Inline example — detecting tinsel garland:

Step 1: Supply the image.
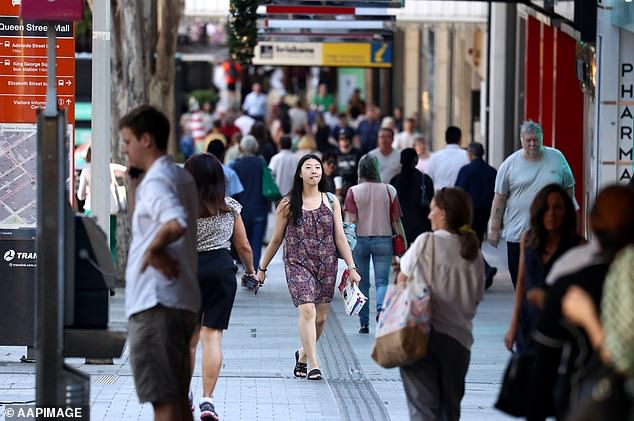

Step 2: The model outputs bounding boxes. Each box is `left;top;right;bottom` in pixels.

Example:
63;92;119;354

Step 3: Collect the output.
228;0;260;64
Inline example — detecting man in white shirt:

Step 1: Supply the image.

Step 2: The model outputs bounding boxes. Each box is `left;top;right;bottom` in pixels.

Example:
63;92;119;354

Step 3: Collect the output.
369;127;401;183
268;135;298;196
241;82;267;121
392;117;418;150
426;126;469;191
120;105;200;420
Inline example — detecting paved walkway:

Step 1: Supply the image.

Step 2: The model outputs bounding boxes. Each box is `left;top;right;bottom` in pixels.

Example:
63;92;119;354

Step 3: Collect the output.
0;243;517;420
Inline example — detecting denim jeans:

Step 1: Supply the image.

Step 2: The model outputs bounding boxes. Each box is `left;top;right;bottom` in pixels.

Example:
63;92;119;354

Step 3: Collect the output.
353;236;392;326
242;212;267;270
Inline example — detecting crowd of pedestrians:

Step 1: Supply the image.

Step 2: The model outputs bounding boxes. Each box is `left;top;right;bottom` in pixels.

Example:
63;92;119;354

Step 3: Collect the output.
118;81;634;420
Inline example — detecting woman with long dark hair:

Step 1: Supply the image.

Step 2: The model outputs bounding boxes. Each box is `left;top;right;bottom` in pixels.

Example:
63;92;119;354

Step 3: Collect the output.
505;184;582;353
184;153;256;420
256;154;361;380
396;187;485;421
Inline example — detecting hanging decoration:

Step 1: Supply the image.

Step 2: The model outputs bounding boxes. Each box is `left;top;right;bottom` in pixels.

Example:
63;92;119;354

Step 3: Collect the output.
228;0;261;64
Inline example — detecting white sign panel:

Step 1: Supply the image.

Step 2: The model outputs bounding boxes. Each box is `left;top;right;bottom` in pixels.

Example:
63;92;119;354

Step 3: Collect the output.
253;42;323;66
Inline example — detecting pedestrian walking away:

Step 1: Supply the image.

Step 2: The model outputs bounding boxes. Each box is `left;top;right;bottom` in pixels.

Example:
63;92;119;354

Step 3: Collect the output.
121;105;200;421
455;142;498;288
345;154;407;333
395;188;485;421
426;126;469;191
184;153;257;421
257;154;361;381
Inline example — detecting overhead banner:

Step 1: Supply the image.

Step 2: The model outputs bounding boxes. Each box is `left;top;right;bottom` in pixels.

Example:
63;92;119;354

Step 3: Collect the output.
253;41;392;68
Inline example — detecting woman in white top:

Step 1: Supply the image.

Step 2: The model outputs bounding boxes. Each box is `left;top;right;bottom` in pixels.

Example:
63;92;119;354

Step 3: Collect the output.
396;187;485;421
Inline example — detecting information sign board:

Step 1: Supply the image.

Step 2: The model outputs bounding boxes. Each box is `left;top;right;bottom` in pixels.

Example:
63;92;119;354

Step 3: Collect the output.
0;2;75;229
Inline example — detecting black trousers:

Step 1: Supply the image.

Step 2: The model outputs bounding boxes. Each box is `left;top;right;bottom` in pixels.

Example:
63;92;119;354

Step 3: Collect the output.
400;331;471;421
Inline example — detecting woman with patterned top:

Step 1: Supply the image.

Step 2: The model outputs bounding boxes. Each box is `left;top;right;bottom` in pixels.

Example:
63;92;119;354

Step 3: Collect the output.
185;153;256;421
256;154;361;381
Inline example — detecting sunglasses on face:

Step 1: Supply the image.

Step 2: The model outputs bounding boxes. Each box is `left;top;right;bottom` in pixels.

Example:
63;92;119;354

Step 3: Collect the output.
325;160;336;165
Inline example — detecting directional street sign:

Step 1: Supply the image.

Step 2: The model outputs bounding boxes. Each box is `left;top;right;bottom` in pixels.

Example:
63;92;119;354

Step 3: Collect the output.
0;3;75;123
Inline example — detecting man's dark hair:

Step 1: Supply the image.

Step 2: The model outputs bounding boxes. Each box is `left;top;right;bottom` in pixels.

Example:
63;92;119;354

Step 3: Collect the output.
119;105;170;151
322;151;338;164
280;135;292;150
467;142;484;158
212;119;222;129
445;126;462;145
206;139;226;161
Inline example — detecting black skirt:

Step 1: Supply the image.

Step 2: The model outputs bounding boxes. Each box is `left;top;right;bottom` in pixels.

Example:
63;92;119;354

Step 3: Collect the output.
198;249;238;329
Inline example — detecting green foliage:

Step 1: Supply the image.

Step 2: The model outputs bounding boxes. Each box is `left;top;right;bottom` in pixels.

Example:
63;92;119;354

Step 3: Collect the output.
187;89;219;108
228;0;262;65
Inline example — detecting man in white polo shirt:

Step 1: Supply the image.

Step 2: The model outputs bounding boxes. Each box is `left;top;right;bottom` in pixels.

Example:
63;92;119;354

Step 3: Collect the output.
426;126;469;191
120;105;200;421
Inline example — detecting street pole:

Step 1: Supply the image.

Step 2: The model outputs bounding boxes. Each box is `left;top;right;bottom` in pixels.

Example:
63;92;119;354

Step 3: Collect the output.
91;0;112;245
36;25;65;406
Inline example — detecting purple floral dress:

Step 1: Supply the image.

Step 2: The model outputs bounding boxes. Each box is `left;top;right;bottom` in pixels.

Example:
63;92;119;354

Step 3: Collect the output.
284;194;338;307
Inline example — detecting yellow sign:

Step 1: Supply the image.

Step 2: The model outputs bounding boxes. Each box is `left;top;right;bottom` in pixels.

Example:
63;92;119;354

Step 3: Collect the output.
322;42;391;68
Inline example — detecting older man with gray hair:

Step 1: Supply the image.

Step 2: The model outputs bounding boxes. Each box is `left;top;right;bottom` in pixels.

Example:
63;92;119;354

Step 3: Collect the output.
230;135;269;269
488;121;575;289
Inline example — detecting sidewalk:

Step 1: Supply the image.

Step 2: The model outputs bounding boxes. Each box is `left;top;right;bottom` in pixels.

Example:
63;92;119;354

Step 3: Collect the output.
0;242;516;420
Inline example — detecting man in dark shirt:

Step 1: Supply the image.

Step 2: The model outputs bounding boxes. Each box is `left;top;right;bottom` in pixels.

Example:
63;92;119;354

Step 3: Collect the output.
455;142;498;288
335;129;362;201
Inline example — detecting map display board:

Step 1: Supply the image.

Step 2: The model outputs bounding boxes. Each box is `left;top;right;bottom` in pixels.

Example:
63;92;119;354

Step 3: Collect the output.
0;1;75;229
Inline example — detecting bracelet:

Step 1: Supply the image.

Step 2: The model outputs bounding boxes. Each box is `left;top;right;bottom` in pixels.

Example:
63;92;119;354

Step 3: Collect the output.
258;266;267;272
347;264;357;270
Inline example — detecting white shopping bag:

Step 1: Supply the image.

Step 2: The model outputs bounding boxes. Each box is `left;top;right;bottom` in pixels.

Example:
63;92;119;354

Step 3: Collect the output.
338;269;367;316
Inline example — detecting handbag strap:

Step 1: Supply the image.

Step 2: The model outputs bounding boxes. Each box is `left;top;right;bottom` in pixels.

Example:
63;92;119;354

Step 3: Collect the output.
427;232;435;290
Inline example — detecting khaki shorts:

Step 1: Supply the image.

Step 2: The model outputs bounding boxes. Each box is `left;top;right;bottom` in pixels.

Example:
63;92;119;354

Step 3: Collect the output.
128;305;196;403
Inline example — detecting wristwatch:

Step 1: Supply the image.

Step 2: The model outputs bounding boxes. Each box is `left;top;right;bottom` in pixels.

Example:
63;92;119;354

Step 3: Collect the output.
347;264;357;270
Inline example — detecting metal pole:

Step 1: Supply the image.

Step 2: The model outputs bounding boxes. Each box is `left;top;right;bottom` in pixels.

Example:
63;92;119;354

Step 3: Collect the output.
44;26;57;117
91;0;112;244
36;25;64;406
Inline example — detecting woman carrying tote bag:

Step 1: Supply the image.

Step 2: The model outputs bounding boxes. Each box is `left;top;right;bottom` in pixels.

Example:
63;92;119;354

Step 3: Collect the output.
395;188;485;421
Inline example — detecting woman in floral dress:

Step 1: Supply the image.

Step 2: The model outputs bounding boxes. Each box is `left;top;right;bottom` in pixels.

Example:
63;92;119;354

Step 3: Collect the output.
257;154;361;380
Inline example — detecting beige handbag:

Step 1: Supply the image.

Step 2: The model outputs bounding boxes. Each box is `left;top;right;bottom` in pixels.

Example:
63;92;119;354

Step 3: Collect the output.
371;233;434;368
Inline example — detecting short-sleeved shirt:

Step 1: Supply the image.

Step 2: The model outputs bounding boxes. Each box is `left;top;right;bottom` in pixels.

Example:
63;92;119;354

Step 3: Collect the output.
426;145;469;191
125;156;200;318
344;182;401;237
400;231;485;350
495;147;574;242
369;148;401;183
222;164;244;196
196;197;242;252
602;245;634;389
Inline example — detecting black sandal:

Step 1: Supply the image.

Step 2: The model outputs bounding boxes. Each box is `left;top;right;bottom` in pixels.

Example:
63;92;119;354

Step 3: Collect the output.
293;350;307;378
307;368;322;381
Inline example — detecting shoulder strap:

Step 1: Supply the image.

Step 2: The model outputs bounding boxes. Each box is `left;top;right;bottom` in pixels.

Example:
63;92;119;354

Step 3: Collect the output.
385;184;392;204
427;233;435;289
324;192;335;213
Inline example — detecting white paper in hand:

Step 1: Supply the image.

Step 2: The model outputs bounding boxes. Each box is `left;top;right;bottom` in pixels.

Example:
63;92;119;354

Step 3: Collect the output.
338;269;367;316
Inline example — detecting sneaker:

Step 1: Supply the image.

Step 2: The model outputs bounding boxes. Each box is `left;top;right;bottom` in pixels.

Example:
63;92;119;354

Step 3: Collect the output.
200;401;219;421
359;324;369;334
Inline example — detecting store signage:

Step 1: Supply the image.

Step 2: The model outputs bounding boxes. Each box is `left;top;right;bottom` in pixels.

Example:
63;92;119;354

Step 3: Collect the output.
253;41;392;68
